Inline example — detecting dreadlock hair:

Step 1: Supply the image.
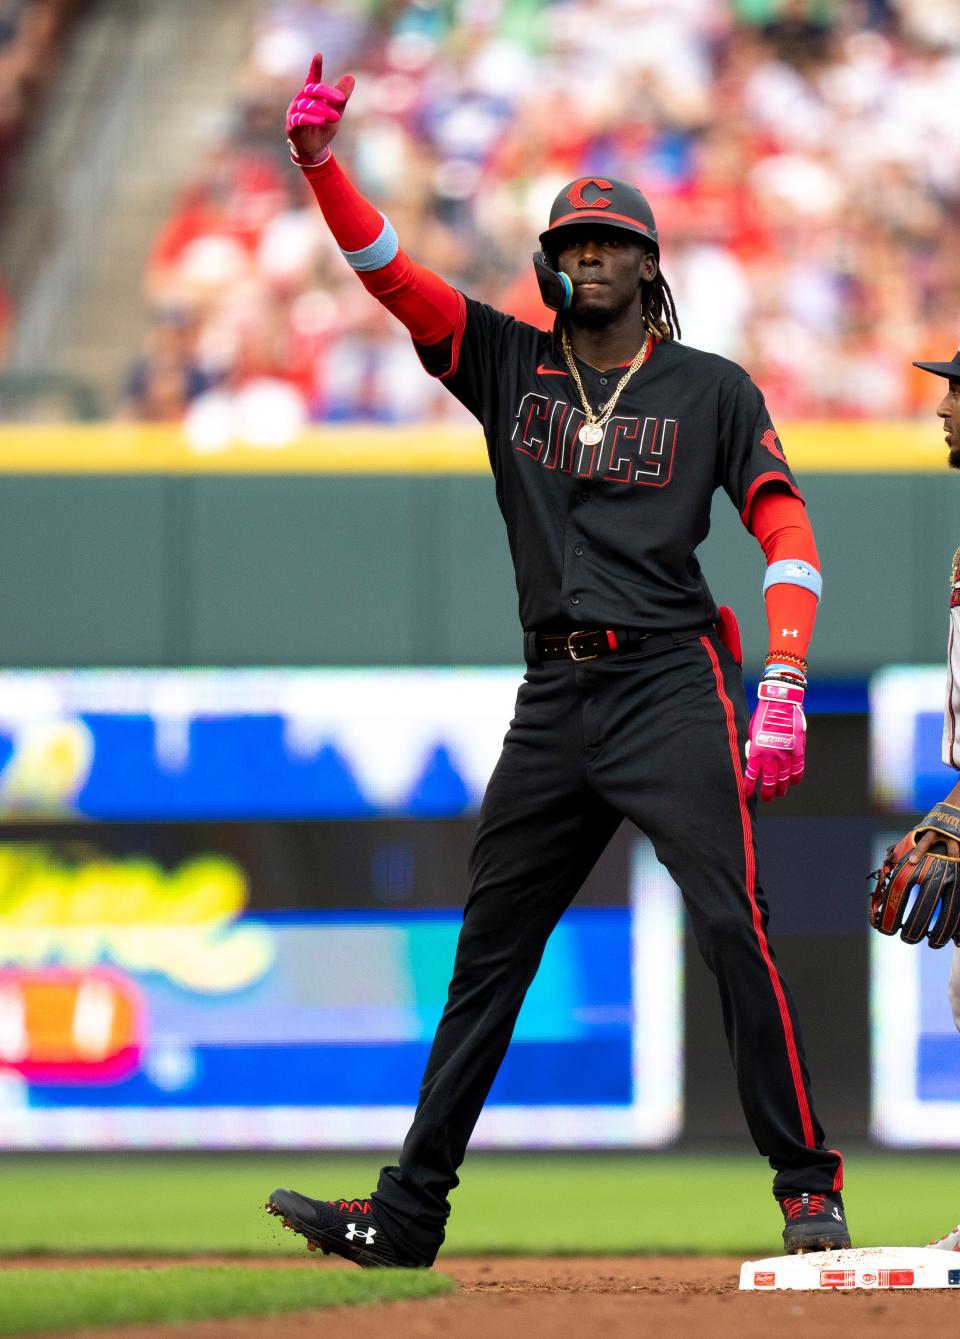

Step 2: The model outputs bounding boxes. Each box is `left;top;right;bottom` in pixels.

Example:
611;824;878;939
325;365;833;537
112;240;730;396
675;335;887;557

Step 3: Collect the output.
549;264;681;359
642;268;681;342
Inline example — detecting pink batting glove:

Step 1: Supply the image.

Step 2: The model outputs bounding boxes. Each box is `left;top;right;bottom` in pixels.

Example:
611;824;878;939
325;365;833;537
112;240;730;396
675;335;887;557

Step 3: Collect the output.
285;53;355;166
744;677;806;802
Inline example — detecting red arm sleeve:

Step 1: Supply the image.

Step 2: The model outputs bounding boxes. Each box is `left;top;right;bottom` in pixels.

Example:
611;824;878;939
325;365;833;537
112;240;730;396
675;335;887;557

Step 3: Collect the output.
360;251;466;349
300;154;462;346
746;485;820;667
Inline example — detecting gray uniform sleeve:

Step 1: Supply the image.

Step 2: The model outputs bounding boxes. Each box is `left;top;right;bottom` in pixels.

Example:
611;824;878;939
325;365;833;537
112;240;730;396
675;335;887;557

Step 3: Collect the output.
949;945;960;1033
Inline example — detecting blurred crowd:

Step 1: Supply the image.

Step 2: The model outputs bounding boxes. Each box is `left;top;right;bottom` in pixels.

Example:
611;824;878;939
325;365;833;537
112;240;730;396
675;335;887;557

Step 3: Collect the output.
0;0;81;366
0;0;78;184
121;0;960;434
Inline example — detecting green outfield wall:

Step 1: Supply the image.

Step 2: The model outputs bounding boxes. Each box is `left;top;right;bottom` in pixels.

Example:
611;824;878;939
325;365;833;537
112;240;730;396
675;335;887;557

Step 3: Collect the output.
0;423;952;671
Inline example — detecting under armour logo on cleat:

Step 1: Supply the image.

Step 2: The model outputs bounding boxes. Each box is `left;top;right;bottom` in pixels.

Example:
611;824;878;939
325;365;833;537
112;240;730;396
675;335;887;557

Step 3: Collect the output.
345;1223;377;1244
832;1207;843;1223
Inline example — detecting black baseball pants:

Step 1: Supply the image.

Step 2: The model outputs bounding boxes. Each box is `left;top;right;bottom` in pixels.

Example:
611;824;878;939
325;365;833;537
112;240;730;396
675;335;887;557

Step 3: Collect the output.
372;628;843;1264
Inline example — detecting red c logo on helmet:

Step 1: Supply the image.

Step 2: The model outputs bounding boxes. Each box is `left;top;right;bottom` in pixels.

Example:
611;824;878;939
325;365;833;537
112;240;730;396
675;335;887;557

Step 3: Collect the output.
567;178;613;210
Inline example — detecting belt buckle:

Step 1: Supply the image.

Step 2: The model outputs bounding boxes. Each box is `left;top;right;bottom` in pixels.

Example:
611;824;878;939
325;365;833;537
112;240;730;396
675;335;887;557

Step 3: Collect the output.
566;630;599;662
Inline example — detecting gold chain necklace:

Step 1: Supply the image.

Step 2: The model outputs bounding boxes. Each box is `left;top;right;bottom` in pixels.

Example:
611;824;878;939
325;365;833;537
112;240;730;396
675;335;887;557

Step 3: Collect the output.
561;327;650;447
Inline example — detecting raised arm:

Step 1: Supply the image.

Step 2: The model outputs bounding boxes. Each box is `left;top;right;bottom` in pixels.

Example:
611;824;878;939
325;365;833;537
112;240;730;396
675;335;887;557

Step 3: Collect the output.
285;55;463;348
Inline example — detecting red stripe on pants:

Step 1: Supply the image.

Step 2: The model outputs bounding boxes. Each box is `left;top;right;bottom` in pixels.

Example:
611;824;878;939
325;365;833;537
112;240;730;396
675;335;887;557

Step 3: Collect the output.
699;636;816;1150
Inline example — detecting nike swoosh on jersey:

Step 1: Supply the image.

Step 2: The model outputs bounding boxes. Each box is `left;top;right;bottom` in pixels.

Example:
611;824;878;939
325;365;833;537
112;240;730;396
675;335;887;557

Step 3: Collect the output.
536;364;568;376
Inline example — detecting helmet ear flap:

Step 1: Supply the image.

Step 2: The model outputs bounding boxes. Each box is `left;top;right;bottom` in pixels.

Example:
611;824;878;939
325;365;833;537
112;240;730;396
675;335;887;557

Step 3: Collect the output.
533;251;572;312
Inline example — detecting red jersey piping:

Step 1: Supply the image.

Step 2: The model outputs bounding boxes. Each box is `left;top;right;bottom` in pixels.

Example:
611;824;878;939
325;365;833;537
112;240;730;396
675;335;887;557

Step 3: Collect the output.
439;292;468;380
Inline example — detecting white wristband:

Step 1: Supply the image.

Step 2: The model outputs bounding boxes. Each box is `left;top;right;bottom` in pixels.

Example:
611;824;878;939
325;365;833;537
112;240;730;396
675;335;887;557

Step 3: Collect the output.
288;142;331;169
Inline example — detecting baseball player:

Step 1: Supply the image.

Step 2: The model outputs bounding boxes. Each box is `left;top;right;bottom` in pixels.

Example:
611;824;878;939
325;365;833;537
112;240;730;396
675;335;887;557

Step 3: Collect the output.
878;345;960;1022
904;341;960;1037
266;55;849;1266
895;345;960;1253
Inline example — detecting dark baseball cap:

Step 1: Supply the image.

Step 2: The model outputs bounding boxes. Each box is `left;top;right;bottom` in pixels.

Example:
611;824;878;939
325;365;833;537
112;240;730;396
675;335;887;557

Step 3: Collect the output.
912;346;960;379
540;177;659;257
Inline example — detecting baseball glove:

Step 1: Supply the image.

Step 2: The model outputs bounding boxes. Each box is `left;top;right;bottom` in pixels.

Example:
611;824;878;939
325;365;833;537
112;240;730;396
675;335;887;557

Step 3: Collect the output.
870;802;960;948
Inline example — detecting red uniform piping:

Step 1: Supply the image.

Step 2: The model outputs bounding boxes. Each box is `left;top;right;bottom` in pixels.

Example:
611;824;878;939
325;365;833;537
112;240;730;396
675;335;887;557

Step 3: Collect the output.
700;635;817;1150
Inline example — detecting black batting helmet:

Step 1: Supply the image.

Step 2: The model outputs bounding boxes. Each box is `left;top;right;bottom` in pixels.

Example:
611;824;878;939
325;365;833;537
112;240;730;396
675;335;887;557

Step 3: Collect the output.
912;346;960;380
539;176;659;258
533;176;660;312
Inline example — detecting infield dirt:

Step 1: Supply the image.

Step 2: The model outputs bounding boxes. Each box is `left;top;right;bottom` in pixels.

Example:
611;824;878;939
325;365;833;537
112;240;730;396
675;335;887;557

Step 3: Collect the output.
5;1255;957;1338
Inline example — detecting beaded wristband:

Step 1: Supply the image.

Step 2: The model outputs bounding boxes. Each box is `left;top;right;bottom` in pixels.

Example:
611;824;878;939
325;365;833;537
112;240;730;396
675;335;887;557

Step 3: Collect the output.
763;671;807;691
764;650;808;672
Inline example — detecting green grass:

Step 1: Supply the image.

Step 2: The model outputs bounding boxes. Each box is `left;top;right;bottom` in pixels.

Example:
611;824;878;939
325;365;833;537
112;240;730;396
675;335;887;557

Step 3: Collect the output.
0;1265;453;1337
0;1150;955;1258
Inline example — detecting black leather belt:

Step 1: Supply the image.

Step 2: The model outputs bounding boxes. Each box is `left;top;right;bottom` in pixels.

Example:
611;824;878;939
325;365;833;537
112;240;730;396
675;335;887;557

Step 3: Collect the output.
533;628;652;662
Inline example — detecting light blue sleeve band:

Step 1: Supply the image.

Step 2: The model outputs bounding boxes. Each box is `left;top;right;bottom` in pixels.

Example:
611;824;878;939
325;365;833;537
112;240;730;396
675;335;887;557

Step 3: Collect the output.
341;215;399;272
762;559;822;602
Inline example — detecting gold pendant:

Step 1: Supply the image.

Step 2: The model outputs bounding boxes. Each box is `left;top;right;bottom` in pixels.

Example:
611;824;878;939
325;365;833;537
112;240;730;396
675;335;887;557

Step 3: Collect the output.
578;423;603;446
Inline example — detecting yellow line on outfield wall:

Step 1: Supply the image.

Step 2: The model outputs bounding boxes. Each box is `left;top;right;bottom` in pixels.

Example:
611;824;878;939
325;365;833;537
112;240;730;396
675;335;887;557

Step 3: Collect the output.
0;421;946;474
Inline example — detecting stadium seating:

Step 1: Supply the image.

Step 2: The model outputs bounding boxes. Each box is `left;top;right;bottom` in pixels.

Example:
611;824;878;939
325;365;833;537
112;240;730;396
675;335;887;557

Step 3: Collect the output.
124;0;960;426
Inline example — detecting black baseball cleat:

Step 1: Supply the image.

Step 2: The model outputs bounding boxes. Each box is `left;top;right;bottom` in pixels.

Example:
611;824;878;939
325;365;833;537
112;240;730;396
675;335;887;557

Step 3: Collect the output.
779;1192;851;1254
265;1188;409;1268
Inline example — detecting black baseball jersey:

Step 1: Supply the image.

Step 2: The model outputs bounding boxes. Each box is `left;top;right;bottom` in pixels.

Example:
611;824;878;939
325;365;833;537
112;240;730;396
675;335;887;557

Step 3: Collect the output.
418;298;802;631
